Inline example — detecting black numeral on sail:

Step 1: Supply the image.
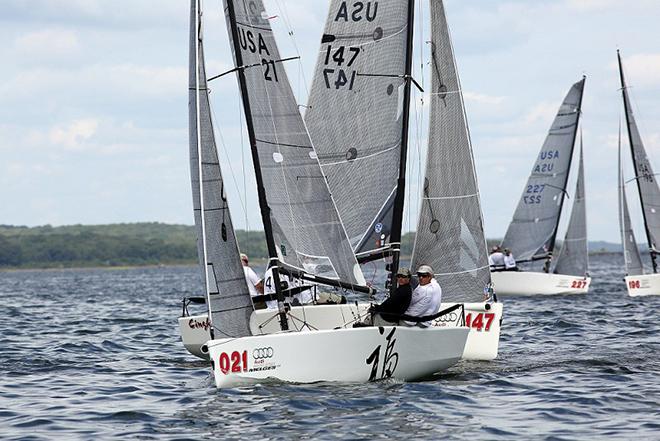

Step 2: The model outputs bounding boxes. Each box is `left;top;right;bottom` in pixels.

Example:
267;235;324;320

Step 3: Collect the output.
262;59;278;82
322;45;359;90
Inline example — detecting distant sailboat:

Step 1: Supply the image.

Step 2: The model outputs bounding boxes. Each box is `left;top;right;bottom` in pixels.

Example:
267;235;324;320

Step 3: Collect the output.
182;0;469;388
617;50;660;296
492;77;591;295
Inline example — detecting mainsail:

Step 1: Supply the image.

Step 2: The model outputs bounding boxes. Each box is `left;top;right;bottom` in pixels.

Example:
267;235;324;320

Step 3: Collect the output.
305;0;413;259
189;0;252;338
553;138;588;276
223;0;365;286
501;78;585;262
618;124;644;276
618;50;660;272
410;0;490;303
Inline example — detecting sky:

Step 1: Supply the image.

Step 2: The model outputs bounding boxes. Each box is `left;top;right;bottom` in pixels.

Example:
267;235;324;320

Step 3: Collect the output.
1;0;659;243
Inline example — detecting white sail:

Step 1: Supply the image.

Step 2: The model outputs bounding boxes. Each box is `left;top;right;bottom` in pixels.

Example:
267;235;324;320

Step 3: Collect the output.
189;0;252;338
305;0;412;256
553;138;588;277
222;0;366;286
618;50;660;272
410;0;490;303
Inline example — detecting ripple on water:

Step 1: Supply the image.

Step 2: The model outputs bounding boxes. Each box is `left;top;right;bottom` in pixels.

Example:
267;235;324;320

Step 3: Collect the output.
0;255;658;440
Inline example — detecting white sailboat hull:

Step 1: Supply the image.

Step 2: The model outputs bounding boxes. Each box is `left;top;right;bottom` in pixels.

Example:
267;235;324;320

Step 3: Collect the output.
179;302;502;361
624;274;660;296
206;326;469;387
491;271;590;295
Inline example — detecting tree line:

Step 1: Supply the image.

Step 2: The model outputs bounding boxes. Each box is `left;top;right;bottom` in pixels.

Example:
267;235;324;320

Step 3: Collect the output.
0;223;418;269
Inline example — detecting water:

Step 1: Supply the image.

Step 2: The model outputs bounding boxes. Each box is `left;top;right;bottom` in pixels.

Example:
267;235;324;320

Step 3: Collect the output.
1;254;658;440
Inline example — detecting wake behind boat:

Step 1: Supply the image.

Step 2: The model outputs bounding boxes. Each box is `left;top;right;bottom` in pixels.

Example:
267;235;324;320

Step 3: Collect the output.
493;77;591;295
617;50;660;297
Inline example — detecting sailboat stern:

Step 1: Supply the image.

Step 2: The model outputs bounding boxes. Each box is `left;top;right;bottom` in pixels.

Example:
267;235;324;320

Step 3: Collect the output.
624;273;660;296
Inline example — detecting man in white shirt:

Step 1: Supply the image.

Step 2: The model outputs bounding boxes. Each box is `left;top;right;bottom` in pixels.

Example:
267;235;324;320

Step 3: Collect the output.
403;265;442;327
240;253;263;301
503;248;518;271
488;246;506;270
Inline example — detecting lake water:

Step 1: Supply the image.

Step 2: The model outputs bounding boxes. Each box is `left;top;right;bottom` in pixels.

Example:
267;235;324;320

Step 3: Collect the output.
0;253;658;440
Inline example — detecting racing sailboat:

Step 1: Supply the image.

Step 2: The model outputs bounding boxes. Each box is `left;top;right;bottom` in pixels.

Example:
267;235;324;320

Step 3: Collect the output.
492;77;591;295
617;50;660;296
183;0;469;387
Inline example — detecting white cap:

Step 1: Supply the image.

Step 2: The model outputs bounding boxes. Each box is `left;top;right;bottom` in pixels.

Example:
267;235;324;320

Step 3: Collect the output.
416;264;433;275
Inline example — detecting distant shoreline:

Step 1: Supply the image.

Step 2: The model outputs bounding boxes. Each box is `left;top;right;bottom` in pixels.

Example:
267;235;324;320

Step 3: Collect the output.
0;222;624;271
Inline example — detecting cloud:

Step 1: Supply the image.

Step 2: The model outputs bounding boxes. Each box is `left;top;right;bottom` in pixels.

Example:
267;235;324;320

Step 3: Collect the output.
619;53;660;88
14;29;80;59
464;91;505;105
49;118;99;150
523;101;558;125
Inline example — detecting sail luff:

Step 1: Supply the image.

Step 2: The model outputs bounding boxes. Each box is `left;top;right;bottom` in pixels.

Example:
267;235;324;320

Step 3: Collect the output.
410;0;491;303
553;135;588;277
617;50;660;272
618;122;645;276
189;0;253;338
501;77;586;262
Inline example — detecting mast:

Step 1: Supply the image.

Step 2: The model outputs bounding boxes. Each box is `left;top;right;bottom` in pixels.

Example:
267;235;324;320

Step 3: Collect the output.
193;0;215;337
388;0;416;294
543;75;586;273
225;0;287;329
618;50;657;273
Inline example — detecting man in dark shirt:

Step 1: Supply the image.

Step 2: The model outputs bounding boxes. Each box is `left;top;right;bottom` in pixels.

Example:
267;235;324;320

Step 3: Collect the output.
371;267;413;326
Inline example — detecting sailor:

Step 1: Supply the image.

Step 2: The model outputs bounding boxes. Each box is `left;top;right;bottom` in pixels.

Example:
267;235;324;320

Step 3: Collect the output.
503;248;518;271
263;266;312;309
488;246;506;270
370;267;413;326
240;253;264;305
402;265;442;328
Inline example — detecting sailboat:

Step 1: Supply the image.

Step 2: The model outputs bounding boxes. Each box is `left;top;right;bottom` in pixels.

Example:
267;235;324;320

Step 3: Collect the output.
492;77;591;295
617;50;660;296
180;0;500;362
304;0;502;359
184;0;469;387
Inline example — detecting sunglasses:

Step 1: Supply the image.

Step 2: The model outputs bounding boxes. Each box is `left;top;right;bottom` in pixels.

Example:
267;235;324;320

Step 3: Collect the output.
417;273;431;278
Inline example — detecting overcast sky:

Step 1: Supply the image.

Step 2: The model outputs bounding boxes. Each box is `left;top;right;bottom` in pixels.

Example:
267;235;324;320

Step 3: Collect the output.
1;0;659;243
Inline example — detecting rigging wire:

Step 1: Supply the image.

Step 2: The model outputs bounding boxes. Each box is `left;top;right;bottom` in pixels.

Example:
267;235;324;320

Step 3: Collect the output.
208;89;249;221
273;0;311;104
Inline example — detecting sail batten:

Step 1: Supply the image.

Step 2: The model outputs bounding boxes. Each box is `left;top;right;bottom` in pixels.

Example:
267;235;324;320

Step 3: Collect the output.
553;139;589;277
410;0;491;303
223;0;365;287
501;78;585;262
189;0;252;338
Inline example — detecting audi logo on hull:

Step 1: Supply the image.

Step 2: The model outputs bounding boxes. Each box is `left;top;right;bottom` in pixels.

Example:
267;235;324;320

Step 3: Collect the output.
253;347;274;359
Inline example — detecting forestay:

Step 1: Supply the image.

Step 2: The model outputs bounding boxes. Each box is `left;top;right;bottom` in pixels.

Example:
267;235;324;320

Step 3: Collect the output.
410;0;490;303
223;0;365;285
619;52;660;255
501;78;585;261
618;126;644;276
189;0;252;338
553;140;588;276
305;0;410;256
